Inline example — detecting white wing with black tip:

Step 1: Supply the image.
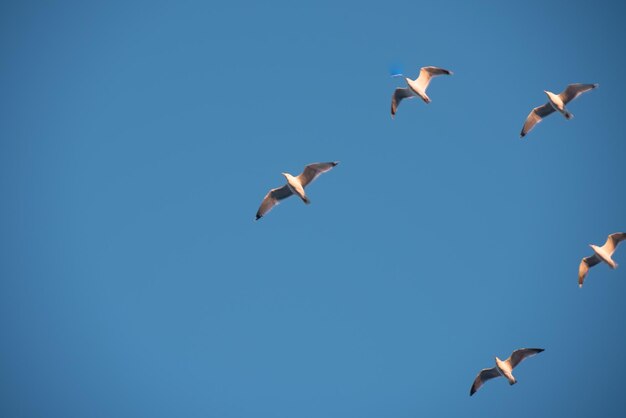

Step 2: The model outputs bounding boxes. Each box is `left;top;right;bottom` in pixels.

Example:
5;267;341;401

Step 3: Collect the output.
579;255;601;287
415;66;453;91
297;162;339;187
470;367;501;396
506;348;544;369
255;185;293;220
559;83;598;104
521;103;555;137
391;87;415;117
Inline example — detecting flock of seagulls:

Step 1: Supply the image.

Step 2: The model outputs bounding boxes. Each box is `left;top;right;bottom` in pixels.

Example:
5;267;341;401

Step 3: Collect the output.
254;65;623;396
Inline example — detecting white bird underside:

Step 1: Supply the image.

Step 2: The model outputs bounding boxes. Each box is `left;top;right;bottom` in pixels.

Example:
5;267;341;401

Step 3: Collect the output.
390;66;453;117
255;162;339;220
470;348;544;396
520;83;598;137
578;232;626;287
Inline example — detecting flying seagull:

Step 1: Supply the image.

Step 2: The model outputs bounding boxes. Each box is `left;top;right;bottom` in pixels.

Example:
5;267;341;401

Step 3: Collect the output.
255;162;339;220
578;232;626;287
470;348;544;396
391;66;453;118
520;83;598;138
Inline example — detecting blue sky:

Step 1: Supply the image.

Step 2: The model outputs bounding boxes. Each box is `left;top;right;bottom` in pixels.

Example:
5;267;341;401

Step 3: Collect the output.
1;0;626;417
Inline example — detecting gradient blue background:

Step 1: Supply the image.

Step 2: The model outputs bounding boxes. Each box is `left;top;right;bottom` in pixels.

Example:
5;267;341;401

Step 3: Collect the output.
2;1;625;417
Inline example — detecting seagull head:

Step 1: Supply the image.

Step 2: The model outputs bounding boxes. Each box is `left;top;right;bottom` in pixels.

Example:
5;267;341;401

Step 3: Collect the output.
281;172;291;180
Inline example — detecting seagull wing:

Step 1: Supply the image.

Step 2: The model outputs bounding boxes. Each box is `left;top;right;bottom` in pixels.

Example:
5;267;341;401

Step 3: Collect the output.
559;83;598;104
520;103;555;138
391;87;414;117
507;348;544;369
297;162;339;188
601;232;626;256
470;367;501;396
255;185;293;220
579;255;601;287
415;66;453;91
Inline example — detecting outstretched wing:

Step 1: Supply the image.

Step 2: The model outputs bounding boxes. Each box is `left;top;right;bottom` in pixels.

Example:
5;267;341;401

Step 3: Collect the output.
470;367;500;396
601;232;626;256
520;103;555;138
579;255;601;287
255;185;293;220
415;66;453;91
297;162;339;188
507;348;544;369
391;87;415;117
559;83;598;104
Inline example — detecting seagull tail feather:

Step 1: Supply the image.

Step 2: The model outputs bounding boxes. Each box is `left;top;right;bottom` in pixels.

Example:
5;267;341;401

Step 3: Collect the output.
564;110;574;120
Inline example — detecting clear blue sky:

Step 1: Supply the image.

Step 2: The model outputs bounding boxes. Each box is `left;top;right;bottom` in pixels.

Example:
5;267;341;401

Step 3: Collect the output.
1;1;626;417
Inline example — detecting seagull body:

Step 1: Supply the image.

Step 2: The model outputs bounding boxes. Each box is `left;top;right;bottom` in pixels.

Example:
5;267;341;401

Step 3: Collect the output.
405;77;430;103
391;66;453;117
255;162;338;220
520;83;598;138
494;356;516;385
544;90;571;118
470;348;544;396
590;244;617;268
282;172;309;204
578;232;626;287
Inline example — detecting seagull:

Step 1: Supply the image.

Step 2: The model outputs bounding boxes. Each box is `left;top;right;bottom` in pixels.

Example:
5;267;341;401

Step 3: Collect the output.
470;348;544;396
255;162;339;220
391;66;453;118
578;232;626;287
520;83;598;138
